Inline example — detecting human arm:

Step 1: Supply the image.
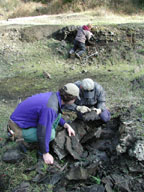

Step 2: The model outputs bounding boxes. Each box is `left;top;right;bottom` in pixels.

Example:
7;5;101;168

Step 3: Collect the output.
63;103;78;111
94;83;106;111
86;31;94;41
43;153;54;164
37;107;56;164
58;116;75;137
64;123;75;136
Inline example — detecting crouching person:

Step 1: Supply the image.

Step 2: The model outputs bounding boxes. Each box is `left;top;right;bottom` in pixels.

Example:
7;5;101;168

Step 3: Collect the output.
7;83;80;164
64;78;111;123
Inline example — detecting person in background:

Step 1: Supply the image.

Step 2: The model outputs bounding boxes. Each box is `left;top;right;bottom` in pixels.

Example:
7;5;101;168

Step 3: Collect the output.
65;78;111;123
7;83;80;165
69;24;94;59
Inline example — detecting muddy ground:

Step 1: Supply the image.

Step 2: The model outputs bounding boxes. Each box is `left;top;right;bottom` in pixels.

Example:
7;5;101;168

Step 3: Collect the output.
0;23;144;192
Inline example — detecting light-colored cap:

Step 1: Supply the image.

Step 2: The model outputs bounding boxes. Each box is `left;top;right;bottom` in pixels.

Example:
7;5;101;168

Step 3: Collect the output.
64;83;80;99
81;78;94;91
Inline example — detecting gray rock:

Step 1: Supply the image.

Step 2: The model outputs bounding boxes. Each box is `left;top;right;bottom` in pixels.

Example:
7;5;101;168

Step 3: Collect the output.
129;140;144;161
2;148;23;163
52;129;68;160
81;127;102;143
84;184;105;192
70;119;87;141
65;136;84;160
82;111;100;121
12;182;30;192
110;174;131;192
66;167;88;180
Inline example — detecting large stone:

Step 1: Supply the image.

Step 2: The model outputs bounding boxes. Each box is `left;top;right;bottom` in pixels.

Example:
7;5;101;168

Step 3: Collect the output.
70;119;87;141
84;184;105;192
2;148;23;163
52;129;68;160
82;111;100;121
12;182;30;192
81;127;102;144
65;136;84;160
66;167;88;180
129;140;144;161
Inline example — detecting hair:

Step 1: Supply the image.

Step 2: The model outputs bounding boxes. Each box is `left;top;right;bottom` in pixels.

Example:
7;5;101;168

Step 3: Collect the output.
87;23;92;30
59;88;77;103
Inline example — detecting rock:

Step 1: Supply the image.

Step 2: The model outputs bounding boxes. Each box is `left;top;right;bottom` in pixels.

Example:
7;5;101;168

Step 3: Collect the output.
110;174;131;192
65;136;84;160
70;119;87;141
12;182;30;192
46;172;64;185
52;129;68;160
84;184;105;192
129;140;144;161
81;127;102;144
53;187;66;192
82;111;100;121
66;167;88;180
43;71;51;79
2;148;24;163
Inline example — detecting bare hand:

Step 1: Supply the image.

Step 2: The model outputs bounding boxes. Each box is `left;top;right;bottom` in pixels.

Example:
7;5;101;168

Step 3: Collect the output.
43;153;54;164
64;123;75;136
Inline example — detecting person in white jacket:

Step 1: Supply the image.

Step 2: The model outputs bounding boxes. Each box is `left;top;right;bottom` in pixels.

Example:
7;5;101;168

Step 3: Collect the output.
69;24;93;59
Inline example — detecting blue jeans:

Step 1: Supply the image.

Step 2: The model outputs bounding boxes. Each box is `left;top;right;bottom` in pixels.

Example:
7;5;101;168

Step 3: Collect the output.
73;40;86;56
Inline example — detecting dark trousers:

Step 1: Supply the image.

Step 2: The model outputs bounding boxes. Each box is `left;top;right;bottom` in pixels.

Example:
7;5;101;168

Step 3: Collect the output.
73;40;86;56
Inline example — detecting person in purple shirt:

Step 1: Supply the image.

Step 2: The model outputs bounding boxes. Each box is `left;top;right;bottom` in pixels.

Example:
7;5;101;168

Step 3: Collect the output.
7;83;80;165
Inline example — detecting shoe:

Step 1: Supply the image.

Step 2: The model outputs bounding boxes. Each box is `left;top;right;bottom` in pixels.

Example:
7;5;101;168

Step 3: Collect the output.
19;143;27;153
69;49;74;55
75;52;81;59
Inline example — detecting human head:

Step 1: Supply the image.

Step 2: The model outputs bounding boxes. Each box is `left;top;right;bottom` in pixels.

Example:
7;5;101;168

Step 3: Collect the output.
59;83;80;103
87;24;93;31
81;78;95;98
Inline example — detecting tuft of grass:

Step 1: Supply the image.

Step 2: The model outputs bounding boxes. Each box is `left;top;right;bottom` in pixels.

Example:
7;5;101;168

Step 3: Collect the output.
91;175;101;184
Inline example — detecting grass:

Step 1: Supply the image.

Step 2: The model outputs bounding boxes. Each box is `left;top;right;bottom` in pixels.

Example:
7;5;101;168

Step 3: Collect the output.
0;2;143;191
0;22;144;191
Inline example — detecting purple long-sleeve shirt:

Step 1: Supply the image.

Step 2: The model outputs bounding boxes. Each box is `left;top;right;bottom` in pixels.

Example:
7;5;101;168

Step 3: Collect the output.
10;91;66;153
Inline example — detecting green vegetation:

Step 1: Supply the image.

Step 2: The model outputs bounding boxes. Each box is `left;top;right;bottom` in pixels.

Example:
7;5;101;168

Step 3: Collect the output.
91;175;101;184
0;1;144;190
0;27;144;190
